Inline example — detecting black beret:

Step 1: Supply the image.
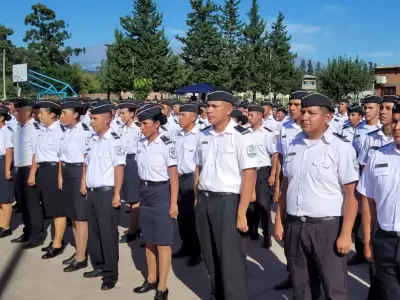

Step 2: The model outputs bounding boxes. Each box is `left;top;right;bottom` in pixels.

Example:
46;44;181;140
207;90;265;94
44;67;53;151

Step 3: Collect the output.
274;103;283;109
110;104;118;110
172;100;181;106
136;104;162;122
301;93;333;110
90;100;112;115
248;105;264;113
0;108;11;121
290;89;308;100
61;101;83;109
180;103;200;114
118;102;140;110
37;101;61;110
393;102;400;114
207;88;235;104
363;95;383;104
161;100;173;107
338;98;350;104
382;95;399;103
238;103;248;109
277;106;287;113
6;97;23;103
199;102;207;108
347;103;363;114
261;101;273;107
14;99;36;108
230;109;244;118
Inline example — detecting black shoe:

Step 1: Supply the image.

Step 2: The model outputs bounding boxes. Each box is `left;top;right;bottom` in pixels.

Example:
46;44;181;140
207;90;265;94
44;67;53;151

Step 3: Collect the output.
83;269;103;278
186;256;202;267
64;259;88;272
133;280;158;294
119;233;137;243
11;234;29;243
42;246;65;259
0;228;12;238
62;253;76;265
101;281;116;290
347;254;367;266
263;236;272;249
154;288;169;300
23;239;44;250
41;241;53;252
172;248;190;259
274;277;293;290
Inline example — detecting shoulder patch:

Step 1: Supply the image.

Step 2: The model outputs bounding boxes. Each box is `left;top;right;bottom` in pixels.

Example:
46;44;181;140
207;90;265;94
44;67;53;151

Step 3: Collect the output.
199;120;204;124
201;125;212;132
81;123;90;131
234;125;250;135
110;132;120;139
367;129;379;136
116;120;121;125
60;124;66;132
160;135;172;145
333;118;340;122
332;132;350;142
160;125;168;131
134;121;140;127
264;127;273;132
7;126;13;132
342;124;350;129
33;122;40;130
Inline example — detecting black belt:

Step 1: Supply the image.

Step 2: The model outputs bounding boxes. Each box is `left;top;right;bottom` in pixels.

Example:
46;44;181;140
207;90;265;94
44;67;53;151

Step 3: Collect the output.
179;172;194;178
287;214;340;224
378;228;400;237
38;162;58;167
0;155;4;160
200;190;236;198
127;154;136;158
140;180;168;186
62;162;83;167
88;186;114;192
259;166;270;170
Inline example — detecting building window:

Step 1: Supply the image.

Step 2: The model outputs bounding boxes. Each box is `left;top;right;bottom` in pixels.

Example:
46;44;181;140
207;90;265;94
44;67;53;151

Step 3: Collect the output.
303;80;315;85
382;87;396;96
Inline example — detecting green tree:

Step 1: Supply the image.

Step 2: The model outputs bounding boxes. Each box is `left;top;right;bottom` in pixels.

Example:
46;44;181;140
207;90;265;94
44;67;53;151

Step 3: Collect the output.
176;0;229;86
234;0;267;99
0;25;16;97
315;61;322;74
23;3;84;70
299;59;306;76
267;12;298;98
317;56;373;100
307;59;314;75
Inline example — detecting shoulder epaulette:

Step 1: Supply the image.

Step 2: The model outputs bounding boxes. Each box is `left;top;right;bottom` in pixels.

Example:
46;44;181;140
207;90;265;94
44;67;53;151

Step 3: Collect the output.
174;119;179;124
342;124;350;129
367;129;380;136
111;132;120;139
201;125;211;132
160;135;172;145
116;120;121;125
7;126;13;132
33;122;40;130
135;121;140;127
333;118;340;122
264;127;273;132
161;125;168;131
234;125;250;135
283;119;291;124
377;143;391;150
60;124;66;132
332;132;350;142
81;123;90;131
199;120;204;124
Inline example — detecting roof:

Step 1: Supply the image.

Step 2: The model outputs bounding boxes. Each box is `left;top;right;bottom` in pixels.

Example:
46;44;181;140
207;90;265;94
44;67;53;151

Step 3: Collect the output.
303;74;317;79
374;65;400;70
176;83;213;94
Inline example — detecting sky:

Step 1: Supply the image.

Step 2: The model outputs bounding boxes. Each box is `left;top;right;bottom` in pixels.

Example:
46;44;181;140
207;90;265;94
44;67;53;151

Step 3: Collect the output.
3;0;400;70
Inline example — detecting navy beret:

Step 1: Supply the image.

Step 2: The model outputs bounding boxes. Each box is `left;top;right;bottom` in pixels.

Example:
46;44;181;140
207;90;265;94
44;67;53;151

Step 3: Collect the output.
248;105;264;113
290;89;308;100
0;107;11;121
382;95;399;103
37;101;61;110
180;103;200;114
393;102;400;113
363;95;383;104
61;100;83;109
161;100;173;107
118;102;140;109
207;88;235;104
14;99;36;108
172;100;181;106
136;104;162;122
338;98;350;104
301;93;332;110
347;103;363;114
91;100;112;115
261;101;273;107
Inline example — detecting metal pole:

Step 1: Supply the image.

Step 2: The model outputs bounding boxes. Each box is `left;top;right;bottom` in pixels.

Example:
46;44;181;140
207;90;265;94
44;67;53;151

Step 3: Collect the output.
2;49;6;100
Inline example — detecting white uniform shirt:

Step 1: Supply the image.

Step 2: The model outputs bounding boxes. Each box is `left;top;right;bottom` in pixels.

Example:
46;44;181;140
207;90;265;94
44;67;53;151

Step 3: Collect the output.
283;128;359;217
328;117;342;134
262;114;279;135
110;118;122;134
14;119;41;167
0;126;14;155
120;122;141;155
166;115;181;142
250;126;277;167
358;128;393;166
85;129;126;188
341;121;363;143
357;143;400;231
6;115;18;132
335;112;349;128
175;126;199;175
277;119;302;159
194;120;259;194
352;122;381;155
35;121;64;163
59;122;92;163
80;114;91;127
136;134;177;181
195;117;207;130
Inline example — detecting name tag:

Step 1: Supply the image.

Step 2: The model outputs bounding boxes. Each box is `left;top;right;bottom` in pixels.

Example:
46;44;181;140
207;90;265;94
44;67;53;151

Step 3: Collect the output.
282;135;287;138
370;146;379;150
355;134;360;138
287;152;296;157
201;141;208;145
375;163;388;168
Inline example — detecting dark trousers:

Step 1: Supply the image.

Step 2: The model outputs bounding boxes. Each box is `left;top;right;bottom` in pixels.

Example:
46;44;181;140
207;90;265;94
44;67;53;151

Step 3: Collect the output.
87;189;120;283
353;213;365;258
196;191;247;300
15;166;43;240
285;216;347;300
372;228;400;300
177;173;200;257
247;167;272;239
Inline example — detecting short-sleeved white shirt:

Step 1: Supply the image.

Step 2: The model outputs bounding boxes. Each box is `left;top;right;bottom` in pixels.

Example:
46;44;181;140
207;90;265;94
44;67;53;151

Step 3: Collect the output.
352;122;381;155
35;121;64;163
85;129;126;188
284;128;359;217
136;134;177;181
277;119;302;158
14;119;41;167
262;114;279;135
195;120;259;194
357;143;400;231
0;126;13;155
358;128;393;166
175;127;199;175
250;126;277;167
59;122;92;163
120;122;141;155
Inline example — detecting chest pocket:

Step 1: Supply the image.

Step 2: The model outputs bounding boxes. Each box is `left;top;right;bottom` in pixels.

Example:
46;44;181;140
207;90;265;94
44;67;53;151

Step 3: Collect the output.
218;145;235;158
98;151;110;170
183;143;195;158
373;167;390;192
312;158;335;180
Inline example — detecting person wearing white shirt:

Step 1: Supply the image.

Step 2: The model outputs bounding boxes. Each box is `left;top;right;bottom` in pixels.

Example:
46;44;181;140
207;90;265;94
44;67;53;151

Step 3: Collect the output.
161;100;180;142
82;101;126;291
133;104;178;300
172;103;202;267
5;98;18;132
194;88;258;300
341;103;364;142
335;98;350;127
110;104;123;134
199;103;210;127
247;105;278;249
275;106;287;133
274;93;359;300
0;108;14;239
357;105;400;300
230;108;248;126
261;100;279;135
117;101;142;244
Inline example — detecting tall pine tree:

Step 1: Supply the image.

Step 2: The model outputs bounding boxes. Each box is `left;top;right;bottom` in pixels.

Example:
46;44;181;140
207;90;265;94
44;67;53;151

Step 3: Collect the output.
307;59;314;75
299;59;307;76
267;12;298;98
315;61;321;75
177;0;229;86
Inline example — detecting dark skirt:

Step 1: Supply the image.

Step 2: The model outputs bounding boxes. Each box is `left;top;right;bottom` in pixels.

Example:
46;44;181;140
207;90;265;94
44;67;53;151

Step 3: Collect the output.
139;182;173;246
0;159;14;204
62;164;87;221
37;164;64;217
122;155;141;204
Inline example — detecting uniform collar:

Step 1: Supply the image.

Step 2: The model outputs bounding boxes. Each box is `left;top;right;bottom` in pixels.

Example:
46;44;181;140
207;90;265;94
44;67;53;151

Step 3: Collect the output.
251;125;265;133
178;126;199;136
288;119;302;130
296;127;333;145
46;120;59;131
20;118;35;128
92;128;112;142
361;121;381;129
210;119;236;136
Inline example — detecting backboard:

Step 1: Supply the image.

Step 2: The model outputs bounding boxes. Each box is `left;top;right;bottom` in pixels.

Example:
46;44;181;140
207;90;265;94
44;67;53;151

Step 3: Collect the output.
12;64;28;83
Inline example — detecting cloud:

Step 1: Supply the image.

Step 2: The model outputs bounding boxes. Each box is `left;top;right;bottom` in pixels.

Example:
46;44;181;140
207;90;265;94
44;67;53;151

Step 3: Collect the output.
291;43;316;53
323;4;347;13
286;24;322;35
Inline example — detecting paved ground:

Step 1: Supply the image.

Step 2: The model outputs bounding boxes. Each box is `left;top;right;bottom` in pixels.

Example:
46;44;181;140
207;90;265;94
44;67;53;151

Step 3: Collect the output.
0;204;370;300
